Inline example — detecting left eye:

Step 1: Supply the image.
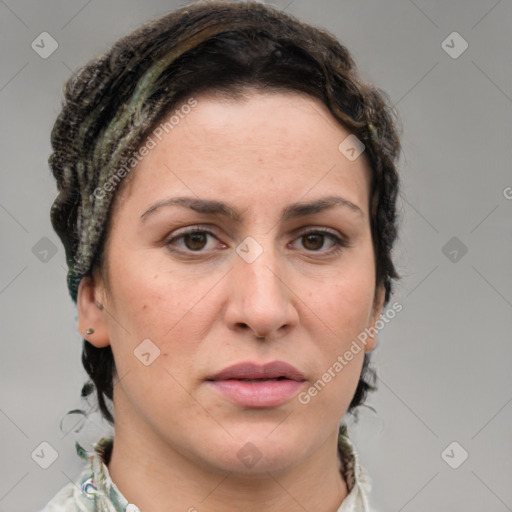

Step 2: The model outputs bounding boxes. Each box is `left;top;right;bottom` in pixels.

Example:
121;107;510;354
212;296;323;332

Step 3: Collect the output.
291;230;345;252
165;228;346;254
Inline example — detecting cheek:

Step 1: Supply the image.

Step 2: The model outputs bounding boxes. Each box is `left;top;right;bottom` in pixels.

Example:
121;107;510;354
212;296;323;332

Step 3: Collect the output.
104;250;222;372
303;258;376;403
104;258;213;412
319;264;376;340
301;278;373;416
107;246;198;329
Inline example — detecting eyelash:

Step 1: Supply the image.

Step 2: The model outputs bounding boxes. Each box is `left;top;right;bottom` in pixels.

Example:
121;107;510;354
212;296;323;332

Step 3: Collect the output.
164;225;349;257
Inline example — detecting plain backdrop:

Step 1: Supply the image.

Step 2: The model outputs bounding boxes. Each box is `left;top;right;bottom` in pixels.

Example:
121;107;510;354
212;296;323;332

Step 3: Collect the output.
1;1;511;511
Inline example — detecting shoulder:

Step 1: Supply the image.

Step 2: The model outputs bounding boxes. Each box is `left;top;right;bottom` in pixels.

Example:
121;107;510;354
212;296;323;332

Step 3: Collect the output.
337;424;376;512
38;472;96;511
39;438;112;512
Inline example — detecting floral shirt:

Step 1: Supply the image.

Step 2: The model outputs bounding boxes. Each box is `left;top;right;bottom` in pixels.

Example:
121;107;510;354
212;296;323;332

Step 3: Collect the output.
40;425;374;512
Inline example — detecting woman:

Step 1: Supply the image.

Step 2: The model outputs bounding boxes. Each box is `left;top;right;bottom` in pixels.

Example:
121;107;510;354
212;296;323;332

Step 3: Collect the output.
42;1;402;510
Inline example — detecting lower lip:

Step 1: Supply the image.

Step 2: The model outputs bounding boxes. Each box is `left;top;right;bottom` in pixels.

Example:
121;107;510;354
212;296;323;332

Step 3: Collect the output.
208;379;305;408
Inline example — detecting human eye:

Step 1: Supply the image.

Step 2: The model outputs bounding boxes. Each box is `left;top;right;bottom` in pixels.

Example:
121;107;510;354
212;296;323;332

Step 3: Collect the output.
163;225;348;258
290;228;349;256
164;225;225;255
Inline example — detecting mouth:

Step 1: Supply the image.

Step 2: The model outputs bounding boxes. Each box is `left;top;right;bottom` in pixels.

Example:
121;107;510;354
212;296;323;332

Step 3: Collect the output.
207;361;306;382
206;361;306;408
227;377;288;382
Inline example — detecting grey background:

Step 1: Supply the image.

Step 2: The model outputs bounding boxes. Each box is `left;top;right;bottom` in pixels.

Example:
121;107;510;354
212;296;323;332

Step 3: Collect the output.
1;0;511;511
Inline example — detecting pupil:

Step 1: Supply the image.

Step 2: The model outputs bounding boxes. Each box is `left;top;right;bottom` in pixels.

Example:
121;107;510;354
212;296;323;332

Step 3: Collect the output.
185;233;207;250
304;234;323;250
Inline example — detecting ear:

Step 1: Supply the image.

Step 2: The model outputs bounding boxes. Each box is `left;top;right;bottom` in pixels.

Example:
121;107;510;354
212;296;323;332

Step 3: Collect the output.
77;274;110;348
363;285;386;353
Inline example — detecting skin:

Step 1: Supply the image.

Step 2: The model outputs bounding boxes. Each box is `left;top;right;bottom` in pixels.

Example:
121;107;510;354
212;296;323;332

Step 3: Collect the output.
78;91;385;512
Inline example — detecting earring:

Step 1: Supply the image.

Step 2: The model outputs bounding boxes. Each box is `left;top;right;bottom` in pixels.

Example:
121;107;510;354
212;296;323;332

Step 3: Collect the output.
86;327;95;335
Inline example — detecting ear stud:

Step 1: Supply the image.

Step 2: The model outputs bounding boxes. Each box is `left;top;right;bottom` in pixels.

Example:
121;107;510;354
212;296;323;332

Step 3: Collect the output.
85;328;95;335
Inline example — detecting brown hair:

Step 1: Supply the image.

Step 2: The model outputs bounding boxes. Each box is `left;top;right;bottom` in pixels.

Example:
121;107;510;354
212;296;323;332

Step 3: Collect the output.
49;0;402;426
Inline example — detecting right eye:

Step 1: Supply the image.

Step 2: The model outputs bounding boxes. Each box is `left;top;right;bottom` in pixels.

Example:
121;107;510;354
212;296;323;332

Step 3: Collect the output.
165;227;224;254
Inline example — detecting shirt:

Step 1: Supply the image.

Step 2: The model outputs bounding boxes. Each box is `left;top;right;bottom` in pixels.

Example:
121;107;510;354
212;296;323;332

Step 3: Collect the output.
40;424;374;512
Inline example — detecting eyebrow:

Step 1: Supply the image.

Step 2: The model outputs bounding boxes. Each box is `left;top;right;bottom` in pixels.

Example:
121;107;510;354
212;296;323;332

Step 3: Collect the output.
140;195;364;223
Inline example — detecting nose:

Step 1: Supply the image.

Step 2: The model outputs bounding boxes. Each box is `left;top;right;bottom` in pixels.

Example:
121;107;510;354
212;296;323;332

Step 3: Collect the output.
224;242;299;340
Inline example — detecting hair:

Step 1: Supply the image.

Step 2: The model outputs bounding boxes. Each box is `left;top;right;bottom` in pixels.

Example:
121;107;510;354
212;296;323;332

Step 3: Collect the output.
49;0;402;426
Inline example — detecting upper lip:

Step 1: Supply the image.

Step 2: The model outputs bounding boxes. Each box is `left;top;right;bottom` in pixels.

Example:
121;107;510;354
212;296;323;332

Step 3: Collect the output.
207;361;306;381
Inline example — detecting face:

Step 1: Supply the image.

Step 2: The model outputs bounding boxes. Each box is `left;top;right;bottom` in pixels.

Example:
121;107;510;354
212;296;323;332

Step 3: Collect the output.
78;91;384;474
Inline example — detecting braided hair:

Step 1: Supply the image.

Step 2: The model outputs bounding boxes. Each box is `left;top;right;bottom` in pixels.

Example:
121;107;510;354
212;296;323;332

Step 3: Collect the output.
49;0;402;426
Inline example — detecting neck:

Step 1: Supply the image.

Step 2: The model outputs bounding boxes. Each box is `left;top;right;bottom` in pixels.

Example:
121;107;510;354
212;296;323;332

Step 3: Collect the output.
107;394;349;512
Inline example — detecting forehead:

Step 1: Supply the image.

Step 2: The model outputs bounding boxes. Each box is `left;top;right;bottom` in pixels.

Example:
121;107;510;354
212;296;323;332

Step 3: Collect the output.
114;91;372;215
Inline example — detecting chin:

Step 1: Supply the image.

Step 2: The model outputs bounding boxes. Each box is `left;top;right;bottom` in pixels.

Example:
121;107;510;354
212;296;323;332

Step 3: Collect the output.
199;423;313;475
